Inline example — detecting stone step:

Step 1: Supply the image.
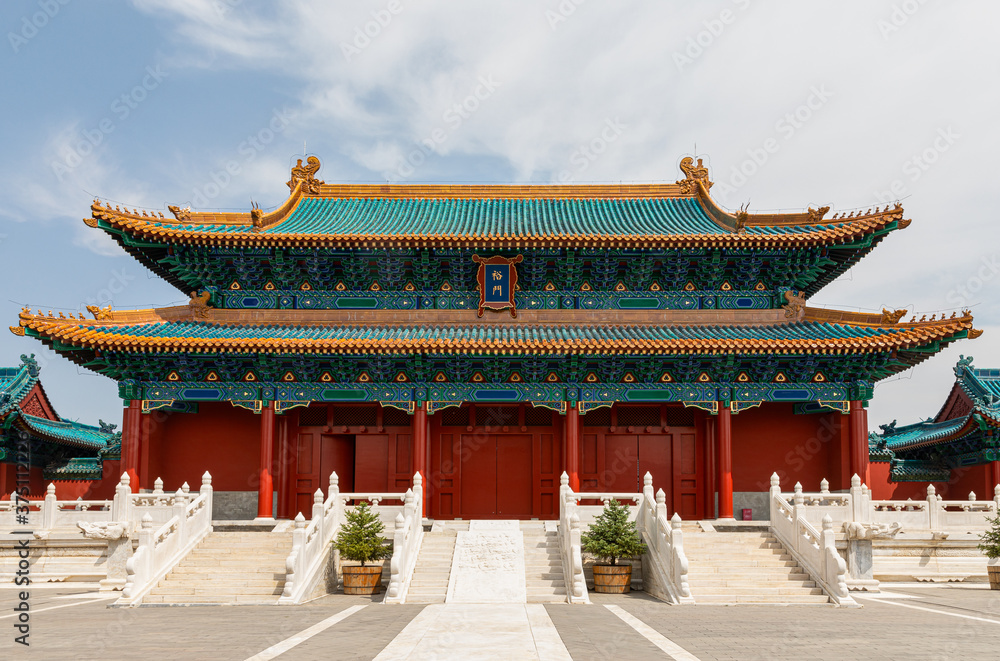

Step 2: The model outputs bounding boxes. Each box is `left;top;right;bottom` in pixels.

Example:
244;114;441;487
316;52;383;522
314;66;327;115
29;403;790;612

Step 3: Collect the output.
525;572;564;581
527;586;567;596
694;594;831;605
168;566;285;578
149;584;284;596
688;571;813;581
686;585;824;596
158;577;284;588
689;579;817;589
142;594;280;605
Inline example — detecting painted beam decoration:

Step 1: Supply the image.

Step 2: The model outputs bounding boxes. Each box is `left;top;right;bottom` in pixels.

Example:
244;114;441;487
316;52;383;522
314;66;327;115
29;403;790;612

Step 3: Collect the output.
473;254;523;318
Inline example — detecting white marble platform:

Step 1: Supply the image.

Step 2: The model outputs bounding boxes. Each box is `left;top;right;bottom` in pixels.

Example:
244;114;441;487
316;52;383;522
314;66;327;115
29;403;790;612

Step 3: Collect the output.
446;520;526;604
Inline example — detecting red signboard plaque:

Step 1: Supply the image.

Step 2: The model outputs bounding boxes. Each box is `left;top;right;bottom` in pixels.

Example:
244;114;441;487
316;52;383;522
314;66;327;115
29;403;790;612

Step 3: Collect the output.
473;254;523;318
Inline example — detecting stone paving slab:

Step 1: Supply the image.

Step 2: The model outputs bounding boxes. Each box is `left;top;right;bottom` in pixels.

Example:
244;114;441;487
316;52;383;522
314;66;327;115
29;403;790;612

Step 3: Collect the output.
4;585;1000;660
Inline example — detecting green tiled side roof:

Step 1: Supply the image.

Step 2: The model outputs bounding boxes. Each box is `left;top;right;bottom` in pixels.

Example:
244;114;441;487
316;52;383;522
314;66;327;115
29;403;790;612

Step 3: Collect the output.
0;357;40;416
889;459;950;482
879;418;968;451
147;197;842;238
19;414;115;451
43;457;103;480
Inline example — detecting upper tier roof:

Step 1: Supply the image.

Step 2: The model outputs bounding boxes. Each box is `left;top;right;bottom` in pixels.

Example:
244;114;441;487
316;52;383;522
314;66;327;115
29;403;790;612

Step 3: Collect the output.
86;156;910;250
0;355;40;416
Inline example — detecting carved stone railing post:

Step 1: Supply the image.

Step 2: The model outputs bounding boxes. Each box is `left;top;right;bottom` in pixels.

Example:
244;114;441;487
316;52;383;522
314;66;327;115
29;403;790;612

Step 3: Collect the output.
927;484;939;530
172;489;188;551
669;512;691;600
200;472;213;514
849;474;865;524
822;515;849;600
113;473;131;522
995;484;1000;510
282;513;307;599
41;483;57;531
152;477;164;505
312;488;324;542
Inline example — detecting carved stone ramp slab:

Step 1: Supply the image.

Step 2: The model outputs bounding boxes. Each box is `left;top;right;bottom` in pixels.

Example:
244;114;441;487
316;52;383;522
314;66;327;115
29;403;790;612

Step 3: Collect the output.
446;520;526;603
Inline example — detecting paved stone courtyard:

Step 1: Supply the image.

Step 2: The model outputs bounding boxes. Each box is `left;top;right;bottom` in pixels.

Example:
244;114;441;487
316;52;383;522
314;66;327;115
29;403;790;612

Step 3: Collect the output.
3;584;999;660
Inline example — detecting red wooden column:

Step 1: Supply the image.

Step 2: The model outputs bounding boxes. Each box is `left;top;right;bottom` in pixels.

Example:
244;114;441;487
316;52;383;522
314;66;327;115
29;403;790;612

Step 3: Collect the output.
413;404;428;515
991;461;1000;493
566;403;580;491
121;400;142;493
257;402;276;520
849;400;869;485
716;404;733;519
276;414;289;519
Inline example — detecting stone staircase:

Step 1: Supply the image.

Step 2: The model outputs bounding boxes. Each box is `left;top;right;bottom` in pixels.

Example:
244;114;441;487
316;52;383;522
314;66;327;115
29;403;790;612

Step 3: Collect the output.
143;530;292;605
404;527;460;603
522;524;567;603
683;531;831;605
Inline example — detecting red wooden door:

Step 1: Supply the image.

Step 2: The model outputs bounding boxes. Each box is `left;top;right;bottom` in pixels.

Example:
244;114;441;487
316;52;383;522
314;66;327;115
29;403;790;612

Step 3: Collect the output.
497;434;532;517
460;434;497;518
638;434;672;504
354;434;388;493
294;431;321;517
319;434;354;494
671;428;702;520
603;435;639;492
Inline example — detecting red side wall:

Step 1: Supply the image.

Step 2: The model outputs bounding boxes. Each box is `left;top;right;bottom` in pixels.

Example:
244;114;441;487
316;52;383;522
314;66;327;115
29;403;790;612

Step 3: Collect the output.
731;403;848;493
869;462;996;501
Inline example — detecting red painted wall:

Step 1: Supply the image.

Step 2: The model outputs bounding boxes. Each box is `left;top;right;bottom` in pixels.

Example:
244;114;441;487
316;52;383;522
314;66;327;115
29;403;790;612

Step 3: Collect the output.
145;402;261;493
731;403;846;493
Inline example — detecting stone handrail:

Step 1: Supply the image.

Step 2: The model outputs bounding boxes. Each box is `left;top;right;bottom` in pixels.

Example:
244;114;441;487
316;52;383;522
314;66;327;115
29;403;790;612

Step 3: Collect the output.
118;472;213;606
384;474;424;604
558;473;590;604
781;475;1000;533
279;473;411;604
634;472;693;604
769;475;855;607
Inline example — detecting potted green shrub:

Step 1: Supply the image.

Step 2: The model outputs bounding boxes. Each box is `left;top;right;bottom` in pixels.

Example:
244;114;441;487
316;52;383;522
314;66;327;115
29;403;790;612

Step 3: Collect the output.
978;512;1000;590
581;498;647;593
333;502;392;594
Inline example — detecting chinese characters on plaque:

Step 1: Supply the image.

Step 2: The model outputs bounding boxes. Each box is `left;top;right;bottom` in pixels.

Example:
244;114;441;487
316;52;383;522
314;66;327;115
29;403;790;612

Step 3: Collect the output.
472;254;523;318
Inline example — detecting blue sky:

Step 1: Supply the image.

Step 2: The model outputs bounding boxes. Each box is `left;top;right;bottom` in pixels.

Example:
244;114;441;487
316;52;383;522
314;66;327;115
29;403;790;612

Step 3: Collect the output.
1;0;998;431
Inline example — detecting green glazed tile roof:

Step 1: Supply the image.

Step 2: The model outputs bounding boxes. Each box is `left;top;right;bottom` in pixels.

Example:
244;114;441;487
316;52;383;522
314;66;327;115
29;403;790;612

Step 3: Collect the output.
18;414;115;451
145;197;851;239
81;319;918;343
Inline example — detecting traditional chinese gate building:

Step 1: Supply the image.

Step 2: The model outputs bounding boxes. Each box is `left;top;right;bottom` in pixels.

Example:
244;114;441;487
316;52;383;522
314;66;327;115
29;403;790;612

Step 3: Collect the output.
10;157;981;519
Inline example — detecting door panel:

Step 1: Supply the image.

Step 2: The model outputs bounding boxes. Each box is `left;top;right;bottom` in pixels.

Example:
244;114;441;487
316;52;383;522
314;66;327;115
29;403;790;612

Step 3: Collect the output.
354;434;388;493
497;435;532;517
320;434;354;492
460;434;497;518
294;431;321;517
604;435;639;492
638;435;672;508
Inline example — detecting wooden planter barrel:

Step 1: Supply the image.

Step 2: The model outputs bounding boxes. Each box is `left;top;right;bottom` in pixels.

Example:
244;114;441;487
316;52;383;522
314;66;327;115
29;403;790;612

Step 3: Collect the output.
592;564;632;593
342;565;383;595
988;560;1000;591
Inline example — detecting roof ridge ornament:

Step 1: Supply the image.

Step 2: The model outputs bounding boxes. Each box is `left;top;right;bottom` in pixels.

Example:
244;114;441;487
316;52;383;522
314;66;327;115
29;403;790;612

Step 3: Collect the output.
880;308;907;325
288;156;324;194
782;290;806;319
954;355;974;377
806;206;830;223
188;291;212;319
167;205;192;221
676;156;712;194
86;304;114;321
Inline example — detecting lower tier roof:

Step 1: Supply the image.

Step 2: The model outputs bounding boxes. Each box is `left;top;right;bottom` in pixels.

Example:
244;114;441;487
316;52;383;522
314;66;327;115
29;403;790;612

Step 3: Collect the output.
13;305;977;366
